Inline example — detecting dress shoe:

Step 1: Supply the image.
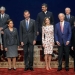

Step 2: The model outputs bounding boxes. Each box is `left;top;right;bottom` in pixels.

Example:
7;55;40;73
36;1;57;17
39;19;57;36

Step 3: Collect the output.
65;68;69;71
29;67;34;71
8;68;11;70
74;68;75;71
57;68;62;71
24;68;29;71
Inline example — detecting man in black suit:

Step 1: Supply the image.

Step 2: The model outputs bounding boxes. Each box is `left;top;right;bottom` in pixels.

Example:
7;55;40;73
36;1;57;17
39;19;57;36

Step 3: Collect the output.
0;6;10;57
65;7;75;57
20;10;37;71
36;3;54;57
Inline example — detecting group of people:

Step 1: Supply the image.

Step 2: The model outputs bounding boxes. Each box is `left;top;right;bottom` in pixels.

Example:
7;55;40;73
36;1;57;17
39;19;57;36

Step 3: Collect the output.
0;3;75;72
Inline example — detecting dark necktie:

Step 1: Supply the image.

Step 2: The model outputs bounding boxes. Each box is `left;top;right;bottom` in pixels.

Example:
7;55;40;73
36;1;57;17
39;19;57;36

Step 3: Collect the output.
67;15;70;21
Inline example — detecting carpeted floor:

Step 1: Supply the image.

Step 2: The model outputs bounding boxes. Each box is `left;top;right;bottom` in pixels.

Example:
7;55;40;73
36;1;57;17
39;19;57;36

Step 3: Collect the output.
0;68;75;75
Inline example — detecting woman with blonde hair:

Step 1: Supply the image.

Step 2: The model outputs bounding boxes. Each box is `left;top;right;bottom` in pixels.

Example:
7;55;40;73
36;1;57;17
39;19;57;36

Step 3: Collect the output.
42;17;54;70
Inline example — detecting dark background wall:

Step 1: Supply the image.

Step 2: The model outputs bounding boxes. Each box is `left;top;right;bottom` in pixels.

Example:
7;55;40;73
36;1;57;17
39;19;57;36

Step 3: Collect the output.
0;0;75;41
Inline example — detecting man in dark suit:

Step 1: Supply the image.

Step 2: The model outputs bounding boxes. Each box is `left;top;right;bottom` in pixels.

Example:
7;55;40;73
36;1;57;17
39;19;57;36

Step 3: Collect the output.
65;7;75;58
55;13;71;71
65;7;75;28
20;10;37;71
36;3;54;57
0;6;10;57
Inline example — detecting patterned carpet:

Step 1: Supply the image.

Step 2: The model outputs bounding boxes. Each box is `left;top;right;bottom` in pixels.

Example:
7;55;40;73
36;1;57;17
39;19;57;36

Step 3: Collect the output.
0;68;75;75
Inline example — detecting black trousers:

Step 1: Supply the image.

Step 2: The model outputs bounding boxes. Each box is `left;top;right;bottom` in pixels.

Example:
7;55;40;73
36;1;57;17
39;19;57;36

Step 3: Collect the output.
73;47;75;69
23;42;34;68
58;44;70;69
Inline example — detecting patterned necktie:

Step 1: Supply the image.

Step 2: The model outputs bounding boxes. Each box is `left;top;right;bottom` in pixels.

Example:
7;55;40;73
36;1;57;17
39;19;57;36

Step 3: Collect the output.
26;20;29;30
60;22;63;33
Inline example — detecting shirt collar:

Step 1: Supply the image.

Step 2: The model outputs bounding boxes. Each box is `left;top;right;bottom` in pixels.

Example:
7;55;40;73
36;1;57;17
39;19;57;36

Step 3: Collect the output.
25;18;30;21
44;11;47;14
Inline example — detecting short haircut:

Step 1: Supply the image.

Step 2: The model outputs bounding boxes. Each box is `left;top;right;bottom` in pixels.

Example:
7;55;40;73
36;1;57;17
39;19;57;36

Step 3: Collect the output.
7;19;13;24
65;7;71;11
42;3;48;7
24;10;30;13
0;6;5;10
58;13;65;17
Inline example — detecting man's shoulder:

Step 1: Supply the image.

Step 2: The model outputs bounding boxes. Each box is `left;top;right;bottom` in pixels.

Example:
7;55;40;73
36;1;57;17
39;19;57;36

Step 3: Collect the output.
5;14;9;17
47;11;52;14
30;19;35;22
20;20;25;23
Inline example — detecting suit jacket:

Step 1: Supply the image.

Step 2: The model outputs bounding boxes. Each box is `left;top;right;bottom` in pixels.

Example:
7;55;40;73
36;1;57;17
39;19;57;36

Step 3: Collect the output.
55;21;71;45
36;11;54;33
4;28;19;48
0;14;10;30
19;19;37;45
71;26;75;46
65;15;75;28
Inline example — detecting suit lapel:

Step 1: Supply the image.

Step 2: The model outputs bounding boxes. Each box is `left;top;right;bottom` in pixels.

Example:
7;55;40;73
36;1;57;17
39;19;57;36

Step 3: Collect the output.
58;22;62;33
28;19;32;31
23;20;27;31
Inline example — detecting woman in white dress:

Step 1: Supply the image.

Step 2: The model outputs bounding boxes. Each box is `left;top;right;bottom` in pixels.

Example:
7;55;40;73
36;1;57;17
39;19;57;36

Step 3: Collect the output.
42;17;54;70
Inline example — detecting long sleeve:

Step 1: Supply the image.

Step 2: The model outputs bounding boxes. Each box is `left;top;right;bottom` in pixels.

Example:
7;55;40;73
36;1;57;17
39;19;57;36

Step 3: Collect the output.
42;26;45;44
16;29;20;46
67;23;72;41
3;15;10;30
51;12;54;25
0;31;2;44
33;20;37;40
36;14;40;32
54;24;58;42
3;30;7;48
52;26;54;43
19;21;23;42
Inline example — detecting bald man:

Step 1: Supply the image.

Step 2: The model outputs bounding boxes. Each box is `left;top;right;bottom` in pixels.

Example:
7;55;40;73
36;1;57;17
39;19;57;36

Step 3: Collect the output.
55;13;71;71
65;7;75;27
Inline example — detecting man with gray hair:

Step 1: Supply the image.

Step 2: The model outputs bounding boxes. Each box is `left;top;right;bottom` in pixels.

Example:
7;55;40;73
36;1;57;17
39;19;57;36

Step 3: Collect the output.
65;7;75;58
0;6;10;57
55;13;71;71
65;7;75;27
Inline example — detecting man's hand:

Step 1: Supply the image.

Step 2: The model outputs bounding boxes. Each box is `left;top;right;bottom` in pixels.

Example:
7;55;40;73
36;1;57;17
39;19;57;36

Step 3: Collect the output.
56;41;60;46
42;44;45;48
66;41;70;45
0;27;3;31
37;31;39;35
21;42;24;46
33;40;36;45
1;45;3;51
5;48;7;51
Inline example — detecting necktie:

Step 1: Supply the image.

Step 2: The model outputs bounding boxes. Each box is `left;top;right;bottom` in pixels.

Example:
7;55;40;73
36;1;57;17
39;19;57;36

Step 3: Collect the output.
60;22;63;33
26;20;29;30
67;15;70;20
1;14;4;19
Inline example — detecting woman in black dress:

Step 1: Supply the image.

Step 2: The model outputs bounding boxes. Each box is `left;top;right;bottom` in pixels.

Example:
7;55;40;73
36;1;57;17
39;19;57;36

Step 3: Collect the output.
4;19;19;70
71;21;75;71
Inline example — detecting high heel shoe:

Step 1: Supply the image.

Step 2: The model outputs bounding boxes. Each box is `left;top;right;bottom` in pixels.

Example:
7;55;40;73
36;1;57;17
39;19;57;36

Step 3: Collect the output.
13;67;16;70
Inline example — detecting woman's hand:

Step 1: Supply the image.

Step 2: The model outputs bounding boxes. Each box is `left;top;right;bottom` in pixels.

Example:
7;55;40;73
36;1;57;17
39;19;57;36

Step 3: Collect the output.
5;48;8;51
71;46;74;50
42;44;45;48
18;46;19;50
1;45;3;51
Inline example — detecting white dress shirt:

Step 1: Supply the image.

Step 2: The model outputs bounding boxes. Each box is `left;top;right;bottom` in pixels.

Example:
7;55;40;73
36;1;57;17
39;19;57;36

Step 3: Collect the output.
1;13;5;19
60;21;64;29
25;18;30;25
